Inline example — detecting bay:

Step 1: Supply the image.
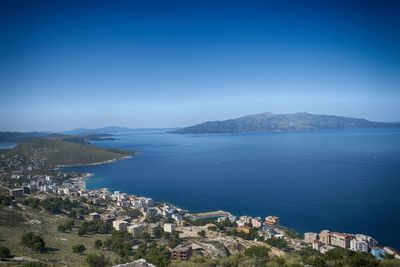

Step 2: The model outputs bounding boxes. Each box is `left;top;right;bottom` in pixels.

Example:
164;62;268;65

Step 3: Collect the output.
64;128;400;248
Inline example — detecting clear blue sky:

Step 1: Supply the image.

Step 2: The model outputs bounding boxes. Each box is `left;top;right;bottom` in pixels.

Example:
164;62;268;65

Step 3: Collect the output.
1;0;399;131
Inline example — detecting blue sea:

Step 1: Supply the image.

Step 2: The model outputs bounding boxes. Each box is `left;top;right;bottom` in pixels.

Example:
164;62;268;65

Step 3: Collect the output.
64;128;400;248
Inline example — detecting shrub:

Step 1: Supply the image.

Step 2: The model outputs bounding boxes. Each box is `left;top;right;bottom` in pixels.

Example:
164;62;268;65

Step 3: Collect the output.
21;232;45;252
22;262;48;267
72;244;86;254
85;253;110;267
0;246;11;258
144;245;171;267
198;230;206;238
244;245;270;258
94;239;103;249
57;224;66;232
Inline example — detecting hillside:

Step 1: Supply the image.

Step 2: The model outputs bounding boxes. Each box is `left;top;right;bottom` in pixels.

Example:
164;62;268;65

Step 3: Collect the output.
5;138;131;167
172;112;400;134
0;132;114;144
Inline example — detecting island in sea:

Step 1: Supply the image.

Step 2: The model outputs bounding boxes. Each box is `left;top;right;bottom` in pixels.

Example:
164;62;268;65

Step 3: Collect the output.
0;130;399;266
172;112;400;134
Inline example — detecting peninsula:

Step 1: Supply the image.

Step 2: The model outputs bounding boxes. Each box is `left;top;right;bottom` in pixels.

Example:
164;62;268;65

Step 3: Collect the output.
3;137;131;168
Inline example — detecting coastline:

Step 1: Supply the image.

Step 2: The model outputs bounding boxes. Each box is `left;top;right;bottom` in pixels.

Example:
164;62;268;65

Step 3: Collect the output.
57;131;400;251
65;168;395;254
55;155;132;168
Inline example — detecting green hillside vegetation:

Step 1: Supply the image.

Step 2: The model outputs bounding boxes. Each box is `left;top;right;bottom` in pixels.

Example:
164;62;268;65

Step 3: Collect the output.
6;138;131;167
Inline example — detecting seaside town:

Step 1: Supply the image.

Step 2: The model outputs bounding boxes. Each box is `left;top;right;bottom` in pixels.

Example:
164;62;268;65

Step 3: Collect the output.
1;145;400;267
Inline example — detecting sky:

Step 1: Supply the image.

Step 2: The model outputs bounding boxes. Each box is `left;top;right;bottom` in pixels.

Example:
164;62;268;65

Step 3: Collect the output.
1;0;400;131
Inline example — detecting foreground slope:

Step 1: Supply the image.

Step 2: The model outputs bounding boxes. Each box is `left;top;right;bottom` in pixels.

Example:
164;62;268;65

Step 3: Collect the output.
172;112;400;134
5;138;130;167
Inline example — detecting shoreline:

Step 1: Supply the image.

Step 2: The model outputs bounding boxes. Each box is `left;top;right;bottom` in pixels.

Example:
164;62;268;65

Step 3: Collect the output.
59;149;395;251
68;170;394;252
55;155;132;168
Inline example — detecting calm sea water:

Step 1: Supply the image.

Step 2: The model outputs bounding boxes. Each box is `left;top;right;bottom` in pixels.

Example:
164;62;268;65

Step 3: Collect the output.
0;143;17;149
65;128;400;248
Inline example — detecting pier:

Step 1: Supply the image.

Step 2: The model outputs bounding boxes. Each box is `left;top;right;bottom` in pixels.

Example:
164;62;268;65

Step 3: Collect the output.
191;210;232;220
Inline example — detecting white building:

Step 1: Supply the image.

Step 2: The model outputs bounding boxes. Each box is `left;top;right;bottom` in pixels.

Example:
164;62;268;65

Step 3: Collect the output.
236;220;246;227
57;188;65;195
132;200;144;209
304;232;318;243
137;197;154;210
313;240;323;250
164;223;176;233
240;216;252;224
113;220;128;231
64;188;70;195
172;213;183;221
350;238;369;252
251;217;262;228
217;217;228;223
355;234;377;247
265;216;280;226
228;215;237;223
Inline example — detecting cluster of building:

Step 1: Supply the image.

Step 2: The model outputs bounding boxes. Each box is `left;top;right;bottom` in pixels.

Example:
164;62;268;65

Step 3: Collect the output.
304;230;399;259
0;147;49;173
9;174;81;196
4;162;399;262
216;214;285;240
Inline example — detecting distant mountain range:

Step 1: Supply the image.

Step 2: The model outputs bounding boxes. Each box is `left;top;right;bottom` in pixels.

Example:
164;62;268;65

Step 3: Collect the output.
172;112;400;134
0;132;114;144
0;127;176;144
63;126;177;135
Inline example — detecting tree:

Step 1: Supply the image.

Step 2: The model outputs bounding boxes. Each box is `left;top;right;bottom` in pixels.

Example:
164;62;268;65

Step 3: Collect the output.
85;253;110;267
144;245;171;267
198;230;206;238
264;236;288;249
72;244;86;254
134;242;147;259
65;220;75;230
78;221;112;236
167;231;181;248
77;227;87;236
21;232;45;252
152;226;164;238
208;225;217;231
104;230;133;257
94;239;103;250
0;246;11;258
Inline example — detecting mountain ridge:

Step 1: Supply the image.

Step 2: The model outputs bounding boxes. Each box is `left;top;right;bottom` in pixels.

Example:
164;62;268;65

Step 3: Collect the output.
172;112;400;134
